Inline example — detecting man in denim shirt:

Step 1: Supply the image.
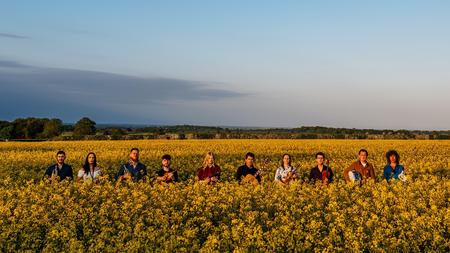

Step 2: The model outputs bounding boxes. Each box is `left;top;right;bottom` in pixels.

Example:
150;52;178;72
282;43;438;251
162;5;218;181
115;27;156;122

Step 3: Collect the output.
116;148;147;182
44;150;73;181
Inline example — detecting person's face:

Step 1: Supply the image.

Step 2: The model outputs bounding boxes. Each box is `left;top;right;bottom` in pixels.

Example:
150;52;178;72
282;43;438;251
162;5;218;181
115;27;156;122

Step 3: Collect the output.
162;158;170;168
389;154;397;164
283;155;290;165
316;155;324;166
57;153;65;164
207;156;214;166
88;153;95;164
359;152;368;163
245;156;254;167
130;150;139;161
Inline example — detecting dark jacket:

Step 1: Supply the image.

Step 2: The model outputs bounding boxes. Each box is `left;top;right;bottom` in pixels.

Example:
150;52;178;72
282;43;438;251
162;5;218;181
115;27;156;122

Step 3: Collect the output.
157;167;179;183
44;163;73;181
236;164;261;183
310;165;333;183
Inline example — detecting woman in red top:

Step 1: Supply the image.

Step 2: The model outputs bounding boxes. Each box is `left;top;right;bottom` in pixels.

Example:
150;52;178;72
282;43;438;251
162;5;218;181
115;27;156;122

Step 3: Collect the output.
197;152;221;184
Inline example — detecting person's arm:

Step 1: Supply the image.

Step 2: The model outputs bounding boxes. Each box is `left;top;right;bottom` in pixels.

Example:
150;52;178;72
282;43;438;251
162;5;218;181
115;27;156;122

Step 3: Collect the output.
173;170;179;182
309;168;315;181
274;168;281;182
343;163;354;183
116;165;125;181
43;166;52;179
329;167;334;183
156;169;165;182
77;169;84;182
67;166;74;180
235;166;243;182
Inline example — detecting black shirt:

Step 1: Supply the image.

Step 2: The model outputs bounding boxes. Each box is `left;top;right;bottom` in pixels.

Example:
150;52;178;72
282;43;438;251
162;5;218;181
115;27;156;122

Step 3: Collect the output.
44;163;73;181
310;165;333;183
236;164;261;183
157;167;179;183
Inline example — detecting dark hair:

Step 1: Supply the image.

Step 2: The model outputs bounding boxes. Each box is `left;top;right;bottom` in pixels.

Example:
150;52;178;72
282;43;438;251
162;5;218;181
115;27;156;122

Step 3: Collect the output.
358;149;368;156
162;154;171;160
386;150;400;165
281;153;292;168
245;152;255;159
315;152;325;159
130;148;139;153
56;150;65;156
83;152;97;174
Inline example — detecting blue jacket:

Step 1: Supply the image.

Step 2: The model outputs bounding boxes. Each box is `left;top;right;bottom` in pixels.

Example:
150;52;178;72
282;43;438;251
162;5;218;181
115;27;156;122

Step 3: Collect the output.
116;161;147;182
44;163;73;181
383;164;404;182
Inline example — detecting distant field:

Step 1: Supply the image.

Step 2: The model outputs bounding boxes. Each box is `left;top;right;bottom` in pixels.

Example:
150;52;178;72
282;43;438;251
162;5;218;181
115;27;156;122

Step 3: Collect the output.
0;140;449;251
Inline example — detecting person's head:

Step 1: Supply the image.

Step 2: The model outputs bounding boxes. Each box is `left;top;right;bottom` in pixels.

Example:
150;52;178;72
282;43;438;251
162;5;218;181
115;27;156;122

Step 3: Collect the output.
386;150;400;165
162;154;171;168
245;152;255;167
56;150;66;164
129;148;139;161
202;152;215;168
358;149;368;163
281;154;291;168
83;152;97;172
315;152;325;166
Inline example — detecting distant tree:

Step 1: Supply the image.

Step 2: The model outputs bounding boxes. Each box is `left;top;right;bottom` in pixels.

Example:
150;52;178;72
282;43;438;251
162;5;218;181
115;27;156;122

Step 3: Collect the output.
0;123;13;140
42;118;63;138
73;117;96;136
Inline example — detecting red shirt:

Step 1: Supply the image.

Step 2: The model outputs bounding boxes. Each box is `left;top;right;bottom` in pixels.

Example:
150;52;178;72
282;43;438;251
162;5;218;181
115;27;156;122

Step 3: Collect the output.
197;165;221;180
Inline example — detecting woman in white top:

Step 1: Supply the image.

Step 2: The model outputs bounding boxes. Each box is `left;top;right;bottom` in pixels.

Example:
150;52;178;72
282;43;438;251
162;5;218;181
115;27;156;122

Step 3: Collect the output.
77;152;101;182
274;153;299;184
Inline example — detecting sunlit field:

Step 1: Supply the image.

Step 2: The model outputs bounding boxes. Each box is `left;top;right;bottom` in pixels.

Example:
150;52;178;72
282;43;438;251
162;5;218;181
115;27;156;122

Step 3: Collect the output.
0;140;449;251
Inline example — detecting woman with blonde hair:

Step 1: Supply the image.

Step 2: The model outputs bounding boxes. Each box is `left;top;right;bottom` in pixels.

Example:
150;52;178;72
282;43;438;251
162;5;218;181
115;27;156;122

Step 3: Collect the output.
197;152;221;184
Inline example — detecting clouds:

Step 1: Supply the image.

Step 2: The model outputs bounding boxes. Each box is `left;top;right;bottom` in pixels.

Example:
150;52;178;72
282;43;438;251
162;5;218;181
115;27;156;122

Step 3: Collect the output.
0;32;29;39
0;60;247;123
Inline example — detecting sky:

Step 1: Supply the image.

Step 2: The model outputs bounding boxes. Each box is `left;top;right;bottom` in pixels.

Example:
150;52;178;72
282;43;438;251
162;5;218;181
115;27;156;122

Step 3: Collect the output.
1;1;449;130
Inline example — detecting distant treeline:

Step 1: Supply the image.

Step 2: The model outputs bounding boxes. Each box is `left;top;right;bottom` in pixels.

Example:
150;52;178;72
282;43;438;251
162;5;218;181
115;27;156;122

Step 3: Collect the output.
1;117;449;140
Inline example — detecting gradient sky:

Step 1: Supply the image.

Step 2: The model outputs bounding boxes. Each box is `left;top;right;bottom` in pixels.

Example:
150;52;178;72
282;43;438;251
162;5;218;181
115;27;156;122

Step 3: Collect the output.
1;1;449;129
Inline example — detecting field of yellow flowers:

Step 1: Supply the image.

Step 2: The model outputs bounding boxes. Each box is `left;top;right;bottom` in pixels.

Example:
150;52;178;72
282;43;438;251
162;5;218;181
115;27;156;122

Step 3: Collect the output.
0;140;449;252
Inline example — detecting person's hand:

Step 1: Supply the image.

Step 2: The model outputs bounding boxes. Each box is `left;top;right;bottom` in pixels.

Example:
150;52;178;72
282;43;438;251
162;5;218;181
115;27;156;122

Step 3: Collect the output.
167;172;174;180
122;172;132;180
210;176;218;182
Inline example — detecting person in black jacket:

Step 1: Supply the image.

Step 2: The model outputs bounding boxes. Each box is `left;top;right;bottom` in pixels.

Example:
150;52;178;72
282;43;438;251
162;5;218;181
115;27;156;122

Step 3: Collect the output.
44;150;73;181
309;152;333;185
156;154;179;183
236;152;261;184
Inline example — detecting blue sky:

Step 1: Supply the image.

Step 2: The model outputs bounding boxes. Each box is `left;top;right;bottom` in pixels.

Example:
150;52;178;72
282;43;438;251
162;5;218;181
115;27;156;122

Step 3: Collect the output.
1;1;449;129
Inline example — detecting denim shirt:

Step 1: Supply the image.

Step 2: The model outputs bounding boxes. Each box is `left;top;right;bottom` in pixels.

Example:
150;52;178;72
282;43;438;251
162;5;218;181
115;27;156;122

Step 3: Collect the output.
116;161;147;182
383;164;404;182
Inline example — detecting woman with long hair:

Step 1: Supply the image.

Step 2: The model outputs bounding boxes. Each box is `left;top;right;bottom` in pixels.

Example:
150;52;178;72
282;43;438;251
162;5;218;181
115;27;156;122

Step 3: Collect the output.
77;152;101;182
274;153;299;184
197;152;221;184
383;150;407;182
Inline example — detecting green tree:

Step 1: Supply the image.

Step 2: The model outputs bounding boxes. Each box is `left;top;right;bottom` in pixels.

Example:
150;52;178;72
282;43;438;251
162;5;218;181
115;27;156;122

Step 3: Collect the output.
42;118;63;138
73;117;96;136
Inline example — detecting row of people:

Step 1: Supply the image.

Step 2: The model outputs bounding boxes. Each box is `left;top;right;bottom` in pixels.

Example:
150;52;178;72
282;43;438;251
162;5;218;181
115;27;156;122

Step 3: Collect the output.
44;148;406;184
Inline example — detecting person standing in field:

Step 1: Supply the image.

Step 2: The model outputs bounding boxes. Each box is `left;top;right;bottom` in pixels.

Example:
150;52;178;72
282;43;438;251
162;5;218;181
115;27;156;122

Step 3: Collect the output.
116;148;147;182
236;152;261;184
274;153;299;184
156;154;179;183
343;149;376;183
77;152;102;182
309;152;333;185
197;152;221;184
383;150;407;182
44;150;73;181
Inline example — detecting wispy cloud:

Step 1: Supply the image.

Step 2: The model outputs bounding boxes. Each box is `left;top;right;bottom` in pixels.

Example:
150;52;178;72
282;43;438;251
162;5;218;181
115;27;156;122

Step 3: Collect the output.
0;59;248;123
0;32;29;39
